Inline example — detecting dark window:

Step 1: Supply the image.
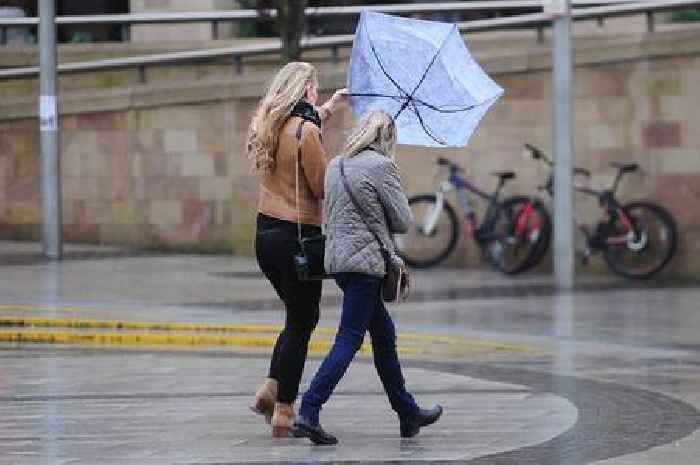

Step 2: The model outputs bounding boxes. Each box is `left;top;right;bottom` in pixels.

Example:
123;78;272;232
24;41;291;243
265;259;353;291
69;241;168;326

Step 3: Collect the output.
57;0;129;43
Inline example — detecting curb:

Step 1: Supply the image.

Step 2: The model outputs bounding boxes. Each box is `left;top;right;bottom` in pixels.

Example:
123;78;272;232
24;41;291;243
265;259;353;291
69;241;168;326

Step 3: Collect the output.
0;314;541;359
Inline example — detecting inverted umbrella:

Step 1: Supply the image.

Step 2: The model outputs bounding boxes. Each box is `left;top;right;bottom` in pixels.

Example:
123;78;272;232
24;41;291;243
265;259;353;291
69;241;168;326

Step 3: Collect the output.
348;11;504;148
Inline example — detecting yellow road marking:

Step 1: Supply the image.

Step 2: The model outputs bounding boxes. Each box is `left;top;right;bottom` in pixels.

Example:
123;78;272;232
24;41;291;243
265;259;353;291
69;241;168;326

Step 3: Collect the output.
0;316;536;354
0;331;418;357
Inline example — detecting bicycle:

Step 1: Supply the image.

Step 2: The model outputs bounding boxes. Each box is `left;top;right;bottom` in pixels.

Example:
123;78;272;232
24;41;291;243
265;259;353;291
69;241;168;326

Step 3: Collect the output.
522;143;678;279
393;157;551;274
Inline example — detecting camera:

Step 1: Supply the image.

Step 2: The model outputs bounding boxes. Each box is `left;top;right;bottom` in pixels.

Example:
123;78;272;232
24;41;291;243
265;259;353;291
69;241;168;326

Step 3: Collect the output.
293;235;329;281
294;253;314;281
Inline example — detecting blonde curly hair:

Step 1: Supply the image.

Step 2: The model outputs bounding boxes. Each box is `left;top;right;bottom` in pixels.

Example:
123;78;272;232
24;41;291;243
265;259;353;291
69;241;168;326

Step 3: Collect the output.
246;62;318;173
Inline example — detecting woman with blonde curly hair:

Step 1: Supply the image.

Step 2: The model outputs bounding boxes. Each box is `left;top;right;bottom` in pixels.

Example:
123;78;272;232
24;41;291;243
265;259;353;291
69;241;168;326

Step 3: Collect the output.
246;61;346;438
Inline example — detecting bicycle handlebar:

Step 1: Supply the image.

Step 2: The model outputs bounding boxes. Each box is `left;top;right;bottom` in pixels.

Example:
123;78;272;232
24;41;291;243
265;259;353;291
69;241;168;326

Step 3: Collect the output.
523;143;642;199
522;143;553;166
523;143;591;177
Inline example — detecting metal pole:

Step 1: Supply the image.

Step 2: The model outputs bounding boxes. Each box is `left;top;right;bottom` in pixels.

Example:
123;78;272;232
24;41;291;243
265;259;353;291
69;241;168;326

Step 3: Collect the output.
39;0;62;259
646;11;655;33
551;0;574;289
121;23;131;42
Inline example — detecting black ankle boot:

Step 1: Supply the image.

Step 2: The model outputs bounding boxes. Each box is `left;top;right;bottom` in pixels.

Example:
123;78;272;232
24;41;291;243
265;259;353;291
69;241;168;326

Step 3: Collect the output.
400;405;443;438
293;414;338;445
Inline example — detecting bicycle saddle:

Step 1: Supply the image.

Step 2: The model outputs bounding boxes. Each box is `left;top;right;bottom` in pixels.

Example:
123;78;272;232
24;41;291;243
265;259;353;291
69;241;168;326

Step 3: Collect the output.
492;171;516;180
437;157;464;172
609;162;638;173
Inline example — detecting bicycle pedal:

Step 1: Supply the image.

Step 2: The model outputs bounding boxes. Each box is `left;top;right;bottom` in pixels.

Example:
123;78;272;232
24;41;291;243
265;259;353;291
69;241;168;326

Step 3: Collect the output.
576;248;592;267
528;229;541;243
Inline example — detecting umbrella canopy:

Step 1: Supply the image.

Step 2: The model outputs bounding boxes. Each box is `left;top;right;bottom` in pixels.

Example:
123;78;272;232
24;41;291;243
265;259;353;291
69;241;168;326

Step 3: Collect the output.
348;11;504;148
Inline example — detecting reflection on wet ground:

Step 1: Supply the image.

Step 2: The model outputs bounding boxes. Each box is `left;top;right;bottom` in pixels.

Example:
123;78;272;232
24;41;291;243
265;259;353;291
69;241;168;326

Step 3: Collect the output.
0;247;699;464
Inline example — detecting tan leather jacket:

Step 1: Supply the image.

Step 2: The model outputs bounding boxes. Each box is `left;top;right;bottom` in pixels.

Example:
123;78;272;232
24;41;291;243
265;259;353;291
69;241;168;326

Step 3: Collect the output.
257;116;327;226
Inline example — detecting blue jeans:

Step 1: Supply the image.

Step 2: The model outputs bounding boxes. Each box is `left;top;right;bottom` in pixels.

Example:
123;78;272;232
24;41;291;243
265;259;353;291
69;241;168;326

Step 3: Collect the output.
299;273;419;423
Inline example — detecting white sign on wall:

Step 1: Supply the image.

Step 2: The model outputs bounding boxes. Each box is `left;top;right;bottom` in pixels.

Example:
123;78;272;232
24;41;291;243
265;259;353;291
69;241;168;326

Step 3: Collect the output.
39;95;57;132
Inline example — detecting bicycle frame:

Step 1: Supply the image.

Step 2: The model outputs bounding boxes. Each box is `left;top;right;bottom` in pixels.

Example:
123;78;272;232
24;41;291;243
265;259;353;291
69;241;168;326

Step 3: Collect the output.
420;161;504;241
514;200;541;241
522;144;638;252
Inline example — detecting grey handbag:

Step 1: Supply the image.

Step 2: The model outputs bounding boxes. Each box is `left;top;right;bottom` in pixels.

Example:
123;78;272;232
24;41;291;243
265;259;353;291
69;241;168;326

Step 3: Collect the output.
339;157;410;302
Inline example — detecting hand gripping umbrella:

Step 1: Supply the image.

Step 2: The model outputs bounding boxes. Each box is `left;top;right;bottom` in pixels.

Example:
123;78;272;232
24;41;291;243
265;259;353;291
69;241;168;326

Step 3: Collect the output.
348;11;504;148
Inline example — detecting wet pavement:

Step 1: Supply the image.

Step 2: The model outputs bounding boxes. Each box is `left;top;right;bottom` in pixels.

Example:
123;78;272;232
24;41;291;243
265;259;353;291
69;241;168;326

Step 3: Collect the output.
0;241;699;464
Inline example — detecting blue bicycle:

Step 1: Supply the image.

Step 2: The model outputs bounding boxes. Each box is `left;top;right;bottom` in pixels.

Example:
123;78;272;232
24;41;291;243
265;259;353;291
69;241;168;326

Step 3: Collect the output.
393;157;551;273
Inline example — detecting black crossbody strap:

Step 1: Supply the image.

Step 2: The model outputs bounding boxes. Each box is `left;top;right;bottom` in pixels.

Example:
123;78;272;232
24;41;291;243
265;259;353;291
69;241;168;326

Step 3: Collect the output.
339;158;389;253
294;120;305;247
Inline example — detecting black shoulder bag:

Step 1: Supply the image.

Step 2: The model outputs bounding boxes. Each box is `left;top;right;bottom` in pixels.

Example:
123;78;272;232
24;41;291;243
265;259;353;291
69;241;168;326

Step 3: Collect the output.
339;158;410;303
292;121;329;281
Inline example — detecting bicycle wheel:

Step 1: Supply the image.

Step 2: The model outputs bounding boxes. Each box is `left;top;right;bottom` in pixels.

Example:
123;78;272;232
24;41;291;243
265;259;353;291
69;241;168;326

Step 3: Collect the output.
393;194;459;269
520;198;552;271
482;196;552;275
603;201;678;279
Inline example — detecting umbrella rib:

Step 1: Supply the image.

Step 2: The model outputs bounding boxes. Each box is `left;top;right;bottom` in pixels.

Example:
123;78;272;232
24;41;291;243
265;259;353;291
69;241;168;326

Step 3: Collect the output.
408;26;454;100
348;92;404;103
408;99;446;146
365;33;414;121
366;30;410;100
394;25;457;122
353;17;498;146
398;27;457;145
412;98;477;113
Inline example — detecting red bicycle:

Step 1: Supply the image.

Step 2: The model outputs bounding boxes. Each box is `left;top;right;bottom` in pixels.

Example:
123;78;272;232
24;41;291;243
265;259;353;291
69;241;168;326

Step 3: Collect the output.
522;143;678;279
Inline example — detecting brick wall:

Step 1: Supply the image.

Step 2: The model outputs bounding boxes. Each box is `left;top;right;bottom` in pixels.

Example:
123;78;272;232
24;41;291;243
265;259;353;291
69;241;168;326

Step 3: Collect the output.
1;31;699;277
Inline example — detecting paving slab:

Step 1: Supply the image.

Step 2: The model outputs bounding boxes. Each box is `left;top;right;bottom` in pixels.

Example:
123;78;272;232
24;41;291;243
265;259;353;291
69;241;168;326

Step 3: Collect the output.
0;349;576;465
0;242;699;464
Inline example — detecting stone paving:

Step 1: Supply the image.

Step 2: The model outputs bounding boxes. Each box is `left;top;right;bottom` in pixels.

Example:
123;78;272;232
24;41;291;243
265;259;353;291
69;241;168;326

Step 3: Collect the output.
0;242;699;464
0;351;578;464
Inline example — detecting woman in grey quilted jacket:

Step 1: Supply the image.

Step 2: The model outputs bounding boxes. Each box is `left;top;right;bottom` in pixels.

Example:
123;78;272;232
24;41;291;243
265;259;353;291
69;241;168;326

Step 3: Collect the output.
294;110;442;445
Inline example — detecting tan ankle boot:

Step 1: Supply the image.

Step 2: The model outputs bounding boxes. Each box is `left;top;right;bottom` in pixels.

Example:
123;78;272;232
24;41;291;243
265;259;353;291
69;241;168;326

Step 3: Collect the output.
249;378;277;424
271;402;295;438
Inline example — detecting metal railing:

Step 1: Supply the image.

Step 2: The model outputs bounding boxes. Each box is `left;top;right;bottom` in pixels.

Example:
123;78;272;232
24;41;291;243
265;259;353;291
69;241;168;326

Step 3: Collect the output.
0;1;640;41
0;0;698;80
0;1;639;26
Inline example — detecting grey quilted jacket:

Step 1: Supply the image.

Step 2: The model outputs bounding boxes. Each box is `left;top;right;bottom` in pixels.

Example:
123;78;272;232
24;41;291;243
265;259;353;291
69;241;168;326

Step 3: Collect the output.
323;149;412;277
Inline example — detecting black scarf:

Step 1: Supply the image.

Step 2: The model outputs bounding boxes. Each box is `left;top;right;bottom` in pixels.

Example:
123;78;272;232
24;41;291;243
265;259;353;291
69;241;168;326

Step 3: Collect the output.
290;100;322;129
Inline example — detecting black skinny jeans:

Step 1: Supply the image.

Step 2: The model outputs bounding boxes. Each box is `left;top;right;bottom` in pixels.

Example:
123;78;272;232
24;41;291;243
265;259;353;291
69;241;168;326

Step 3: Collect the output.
255;213;322;404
